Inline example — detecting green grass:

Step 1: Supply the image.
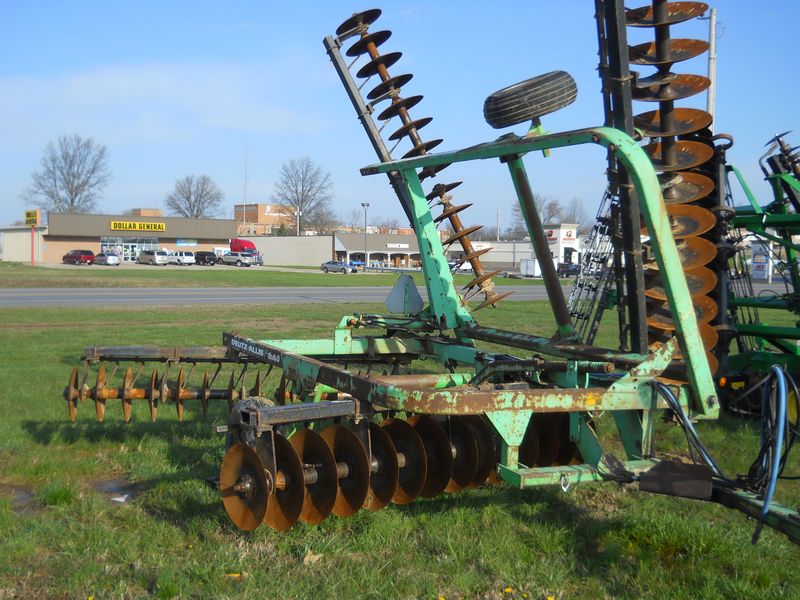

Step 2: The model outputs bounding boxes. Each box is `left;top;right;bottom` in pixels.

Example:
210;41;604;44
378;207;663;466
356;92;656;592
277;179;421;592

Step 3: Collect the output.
1;301;799;598
0;261;541;289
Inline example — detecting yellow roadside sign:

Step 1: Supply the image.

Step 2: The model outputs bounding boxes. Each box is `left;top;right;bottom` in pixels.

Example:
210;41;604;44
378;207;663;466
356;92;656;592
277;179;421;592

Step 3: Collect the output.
25;209;40;226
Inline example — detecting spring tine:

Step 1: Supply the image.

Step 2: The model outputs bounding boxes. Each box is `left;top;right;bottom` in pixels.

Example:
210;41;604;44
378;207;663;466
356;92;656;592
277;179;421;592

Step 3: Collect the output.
227;372;237;413
250;371;262;397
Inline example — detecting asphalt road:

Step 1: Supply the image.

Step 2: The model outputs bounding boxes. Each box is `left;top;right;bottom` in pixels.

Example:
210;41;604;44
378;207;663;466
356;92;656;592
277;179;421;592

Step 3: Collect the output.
0;282;787;308
0;285;562;307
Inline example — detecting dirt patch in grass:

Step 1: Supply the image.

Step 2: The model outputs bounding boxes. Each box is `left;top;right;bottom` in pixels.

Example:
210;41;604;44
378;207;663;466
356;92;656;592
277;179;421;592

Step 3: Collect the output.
0;482;37;514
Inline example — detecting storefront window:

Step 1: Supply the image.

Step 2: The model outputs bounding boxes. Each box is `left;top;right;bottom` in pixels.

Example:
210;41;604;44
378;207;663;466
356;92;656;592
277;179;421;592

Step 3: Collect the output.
100;236;160;262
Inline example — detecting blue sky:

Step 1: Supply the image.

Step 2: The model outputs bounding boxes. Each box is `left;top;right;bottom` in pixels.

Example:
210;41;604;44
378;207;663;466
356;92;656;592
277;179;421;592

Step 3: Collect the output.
2;1;798;229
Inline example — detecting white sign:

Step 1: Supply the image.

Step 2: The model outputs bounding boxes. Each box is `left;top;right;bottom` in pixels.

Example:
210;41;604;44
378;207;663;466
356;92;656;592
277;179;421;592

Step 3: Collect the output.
386;243;409;249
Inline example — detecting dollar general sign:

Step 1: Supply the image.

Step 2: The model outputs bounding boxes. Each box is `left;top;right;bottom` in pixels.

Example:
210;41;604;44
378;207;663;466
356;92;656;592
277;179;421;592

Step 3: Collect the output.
110;221;166;232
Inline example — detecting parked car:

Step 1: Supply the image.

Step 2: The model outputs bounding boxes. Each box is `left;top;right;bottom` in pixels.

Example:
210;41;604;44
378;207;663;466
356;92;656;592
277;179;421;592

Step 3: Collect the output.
94;252;121;266
62;249;95;265
321;260;357;274
137;250;169;265
218;252;256;267
557;262;580;277
194;251;218;265
169;251;196;266
240;251;263;266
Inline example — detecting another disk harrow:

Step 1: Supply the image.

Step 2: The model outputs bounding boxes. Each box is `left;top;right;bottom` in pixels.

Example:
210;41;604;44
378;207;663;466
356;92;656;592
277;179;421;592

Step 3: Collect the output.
625;0;727;379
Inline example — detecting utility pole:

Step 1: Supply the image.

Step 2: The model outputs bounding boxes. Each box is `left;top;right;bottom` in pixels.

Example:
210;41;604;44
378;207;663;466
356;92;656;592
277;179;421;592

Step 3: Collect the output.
361;202;370;270
296;210;302;236
706;8;717;119
496;208;501;241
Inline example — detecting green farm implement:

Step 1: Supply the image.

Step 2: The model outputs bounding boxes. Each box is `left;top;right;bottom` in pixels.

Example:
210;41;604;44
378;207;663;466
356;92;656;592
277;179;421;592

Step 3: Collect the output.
62;1;800;544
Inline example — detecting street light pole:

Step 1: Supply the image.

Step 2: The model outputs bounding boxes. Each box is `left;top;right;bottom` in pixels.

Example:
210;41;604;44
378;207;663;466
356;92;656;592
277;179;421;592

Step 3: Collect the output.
296;209;302;236
361;202;369;270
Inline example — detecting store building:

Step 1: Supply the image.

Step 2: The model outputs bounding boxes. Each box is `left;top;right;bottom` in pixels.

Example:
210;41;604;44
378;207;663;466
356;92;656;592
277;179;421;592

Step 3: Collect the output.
0;210;237;263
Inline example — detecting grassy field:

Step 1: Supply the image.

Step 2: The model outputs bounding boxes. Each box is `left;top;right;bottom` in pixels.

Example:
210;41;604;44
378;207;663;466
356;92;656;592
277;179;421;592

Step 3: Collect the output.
1;301;800;598
0;262;541;289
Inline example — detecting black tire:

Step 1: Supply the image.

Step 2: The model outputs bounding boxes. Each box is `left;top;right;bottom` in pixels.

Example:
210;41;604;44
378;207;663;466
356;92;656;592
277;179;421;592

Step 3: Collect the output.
323;267;329;273
340;268;347;274
217;257;223;265
236;260;243;267
483;70;577;129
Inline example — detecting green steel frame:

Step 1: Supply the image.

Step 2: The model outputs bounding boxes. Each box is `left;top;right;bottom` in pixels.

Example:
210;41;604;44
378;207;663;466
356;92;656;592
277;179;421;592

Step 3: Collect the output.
229;125;718;486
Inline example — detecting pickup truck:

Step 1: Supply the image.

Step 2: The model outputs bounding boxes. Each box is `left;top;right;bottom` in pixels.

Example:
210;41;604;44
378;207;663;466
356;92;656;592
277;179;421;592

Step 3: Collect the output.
217;252;257;267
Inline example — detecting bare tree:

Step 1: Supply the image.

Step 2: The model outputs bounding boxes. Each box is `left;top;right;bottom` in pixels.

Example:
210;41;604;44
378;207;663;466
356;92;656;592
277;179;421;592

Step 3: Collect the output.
507;195;563;239
561;197;594;234
23;134;110;213
307;203;341;234
272;157;333;233
165;175;224;218
372;216;401;230
344;206;363;231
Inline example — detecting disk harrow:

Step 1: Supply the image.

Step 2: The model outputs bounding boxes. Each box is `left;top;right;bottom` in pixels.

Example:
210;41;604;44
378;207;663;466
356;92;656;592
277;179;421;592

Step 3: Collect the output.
58;4;800;545
624;0;727;380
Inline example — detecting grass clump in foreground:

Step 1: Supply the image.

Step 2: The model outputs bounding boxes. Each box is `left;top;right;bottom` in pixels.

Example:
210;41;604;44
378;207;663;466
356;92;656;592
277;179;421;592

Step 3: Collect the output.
0;301;799;598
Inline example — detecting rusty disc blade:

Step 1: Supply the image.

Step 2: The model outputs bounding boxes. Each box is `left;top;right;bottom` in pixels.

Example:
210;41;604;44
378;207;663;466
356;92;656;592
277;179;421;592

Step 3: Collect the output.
533;413;562;467
174;368;185;422
336;9;382;38
402;138;442;159
419;163;451;181
367;73;413;101
633;74;711;103
389;116;433;141
377;95;423;121
66;368;79;421
264;434;305;531
462;416;496;487
364;422;399;510
650;322;719;353
474;290;514;311
289;428;337;525
642;204;716;239
345;30;391;58
434;203;472;224
634;107;712;137
645;266;718;301
643;140;714;171
121;367;134;422
660;171;715;205
94;366;107;422
321;425;370;517
356;50;402;79
382;417;427;504
518;416;540;468
666;237;717;270
629;39;709;66
407;415;453;498
147;370;158;422
364;423;400;510
444;416;479;492
425;180;463;201
626;2;709;27
647;295;718;330
220;443;268;532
